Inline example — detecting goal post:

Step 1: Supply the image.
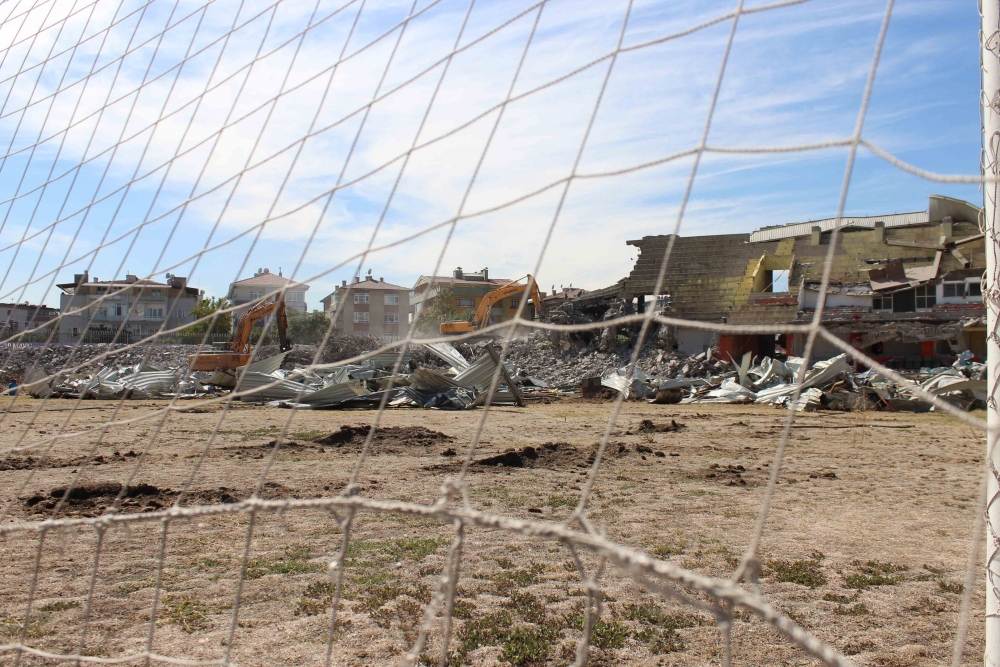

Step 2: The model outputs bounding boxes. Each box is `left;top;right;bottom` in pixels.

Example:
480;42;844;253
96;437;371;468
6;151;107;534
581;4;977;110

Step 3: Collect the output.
984;1;1000;664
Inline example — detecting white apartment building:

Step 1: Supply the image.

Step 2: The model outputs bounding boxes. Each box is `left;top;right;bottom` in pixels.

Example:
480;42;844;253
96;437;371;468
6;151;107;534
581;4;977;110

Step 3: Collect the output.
227;268;309;324
56;271;202;343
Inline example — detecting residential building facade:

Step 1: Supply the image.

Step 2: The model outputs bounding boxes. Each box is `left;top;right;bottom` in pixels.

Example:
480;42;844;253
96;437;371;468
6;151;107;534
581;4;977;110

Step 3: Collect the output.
56;271;201;343
321;275;409;338
227;268;309;320
409;267;536;325
0;302;60;338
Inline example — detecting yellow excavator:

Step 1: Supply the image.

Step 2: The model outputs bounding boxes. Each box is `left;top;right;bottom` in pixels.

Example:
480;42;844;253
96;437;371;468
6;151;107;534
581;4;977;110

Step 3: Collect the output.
188;296;292;371
440;275;545;335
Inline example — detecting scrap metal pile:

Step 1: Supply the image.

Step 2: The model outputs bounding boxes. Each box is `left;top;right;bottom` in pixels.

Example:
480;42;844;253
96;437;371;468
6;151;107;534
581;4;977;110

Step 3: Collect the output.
600;350;986;412
20;342;526;410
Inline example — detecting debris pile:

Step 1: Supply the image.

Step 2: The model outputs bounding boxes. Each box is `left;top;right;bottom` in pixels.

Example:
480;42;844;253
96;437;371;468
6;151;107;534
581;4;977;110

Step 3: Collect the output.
599;350;986;412
17;342;525;410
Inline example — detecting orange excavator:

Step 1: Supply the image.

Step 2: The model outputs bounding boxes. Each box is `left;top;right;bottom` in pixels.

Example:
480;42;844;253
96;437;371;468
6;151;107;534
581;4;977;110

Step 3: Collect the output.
440;275;545;335
189;296;292;371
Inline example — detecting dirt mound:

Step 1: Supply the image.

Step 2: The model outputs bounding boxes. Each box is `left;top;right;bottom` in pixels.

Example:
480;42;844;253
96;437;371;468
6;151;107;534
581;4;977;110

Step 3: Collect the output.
23;482;291;517
1;449;138;472
627;419;684;434
313;425;454;450
474;442;590;470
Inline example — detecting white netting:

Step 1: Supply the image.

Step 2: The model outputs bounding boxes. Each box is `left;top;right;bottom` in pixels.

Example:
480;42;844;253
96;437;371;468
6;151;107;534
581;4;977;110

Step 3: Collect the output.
0;0;992;665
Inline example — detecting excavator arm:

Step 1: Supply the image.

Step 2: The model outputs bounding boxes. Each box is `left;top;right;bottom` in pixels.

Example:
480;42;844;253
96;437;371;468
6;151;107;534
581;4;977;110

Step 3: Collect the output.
230;297;292;354
440;275;544;334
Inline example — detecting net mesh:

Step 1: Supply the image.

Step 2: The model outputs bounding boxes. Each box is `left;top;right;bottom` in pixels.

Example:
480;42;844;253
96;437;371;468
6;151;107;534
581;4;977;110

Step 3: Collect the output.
0;0;991;665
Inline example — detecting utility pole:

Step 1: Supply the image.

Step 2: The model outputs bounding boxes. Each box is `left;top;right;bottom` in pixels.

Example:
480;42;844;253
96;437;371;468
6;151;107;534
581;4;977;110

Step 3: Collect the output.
984;1;1000;664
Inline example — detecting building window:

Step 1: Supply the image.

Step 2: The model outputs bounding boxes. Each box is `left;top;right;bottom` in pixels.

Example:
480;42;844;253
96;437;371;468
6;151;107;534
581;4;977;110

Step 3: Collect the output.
97;307;107;318
354;312;369;323
111;303;124;317
146;307;164;319
173;309;187;318
384;313;398;324
509;298;520;308
151;290;161;298
456;297;474;308
915;285;936;309
71;328;80;336
872;294;892;311
354;293;370;304
250;291;262;300
287;291;303;301
943;282;963;298
384;294;399;305
969;281;983;297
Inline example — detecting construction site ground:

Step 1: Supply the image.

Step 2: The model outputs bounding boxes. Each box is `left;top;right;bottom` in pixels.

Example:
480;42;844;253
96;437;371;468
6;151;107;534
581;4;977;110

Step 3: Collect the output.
0;398;983;667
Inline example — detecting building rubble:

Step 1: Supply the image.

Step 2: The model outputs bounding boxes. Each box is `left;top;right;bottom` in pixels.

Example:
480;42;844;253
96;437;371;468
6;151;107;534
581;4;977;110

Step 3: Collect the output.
595;350;986;412
18;342;526;410
9;332;985;413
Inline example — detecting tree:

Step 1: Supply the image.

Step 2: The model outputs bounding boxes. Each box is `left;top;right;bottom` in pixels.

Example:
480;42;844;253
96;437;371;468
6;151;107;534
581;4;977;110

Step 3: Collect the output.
287;309;332;345
185;297;233;336
415;285;474;333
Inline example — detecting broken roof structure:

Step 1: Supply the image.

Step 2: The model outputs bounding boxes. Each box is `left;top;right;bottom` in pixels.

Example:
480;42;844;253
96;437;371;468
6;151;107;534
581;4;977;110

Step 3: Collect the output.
581;195;986;369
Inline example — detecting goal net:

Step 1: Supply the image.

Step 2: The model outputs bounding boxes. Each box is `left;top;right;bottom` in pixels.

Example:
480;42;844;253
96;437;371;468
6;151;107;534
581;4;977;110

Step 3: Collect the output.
0;0;992;665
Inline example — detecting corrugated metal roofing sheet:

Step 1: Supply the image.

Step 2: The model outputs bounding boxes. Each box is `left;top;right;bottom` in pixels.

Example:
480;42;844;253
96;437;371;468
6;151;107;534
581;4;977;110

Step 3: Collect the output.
748;211;929;243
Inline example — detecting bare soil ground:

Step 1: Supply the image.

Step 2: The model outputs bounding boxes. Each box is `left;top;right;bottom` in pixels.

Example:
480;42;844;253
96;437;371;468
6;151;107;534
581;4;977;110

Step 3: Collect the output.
0;397;984;666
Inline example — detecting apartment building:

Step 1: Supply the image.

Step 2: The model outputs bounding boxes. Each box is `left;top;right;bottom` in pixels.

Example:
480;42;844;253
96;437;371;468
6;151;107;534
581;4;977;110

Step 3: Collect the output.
228;268;309;318
56;271;201;343
0;302;60;338
320;275;409;337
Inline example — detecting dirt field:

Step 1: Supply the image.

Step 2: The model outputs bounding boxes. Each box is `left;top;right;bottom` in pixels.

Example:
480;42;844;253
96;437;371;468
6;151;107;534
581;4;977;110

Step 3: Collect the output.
0;396;985;666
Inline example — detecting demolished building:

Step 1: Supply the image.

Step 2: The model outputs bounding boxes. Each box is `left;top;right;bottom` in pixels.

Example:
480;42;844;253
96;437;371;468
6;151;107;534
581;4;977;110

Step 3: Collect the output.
610;194;985;368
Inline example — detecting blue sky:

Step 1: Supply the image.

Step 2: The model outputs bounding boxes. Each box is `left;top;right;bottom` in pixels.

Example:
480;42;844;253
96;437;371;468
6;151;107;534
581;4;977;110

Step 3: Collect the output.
0;0;984;308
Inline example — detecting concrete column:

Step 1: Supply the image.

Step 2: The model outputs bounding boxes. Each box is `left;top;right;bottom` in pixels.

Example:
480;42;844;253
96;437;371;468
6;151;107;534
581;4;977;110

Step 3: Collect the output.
810;226;822;245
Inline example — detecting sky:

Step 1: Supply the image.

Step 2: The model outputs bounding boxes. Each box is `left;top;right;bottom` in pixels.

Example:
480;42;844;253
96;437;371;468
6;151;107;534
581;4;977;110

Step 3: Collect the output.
0;0;984;308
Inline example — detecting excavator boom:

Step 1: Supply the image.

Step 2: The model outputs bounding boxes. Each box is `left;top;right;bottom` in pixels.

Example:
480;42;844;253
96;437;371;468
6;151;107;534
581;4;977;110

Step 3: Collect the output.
439;275;545;335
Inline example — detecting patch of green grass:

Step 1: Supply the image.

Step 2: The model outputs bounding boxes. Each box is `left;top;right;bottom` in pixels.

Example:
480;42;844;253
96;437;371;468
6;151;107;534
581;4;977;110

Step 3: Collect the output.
622;603;699;630
163;596;208;633
347;538;446;563
765;557;827;588
650;628;685;654
0;616;49;640
546;495;575;509
290;430;328;441
116;580;153;597
652;541;686;558
591;620;628;649
493;556;517;570
459;611;513;656
38;600;80;612
492;563;546;595
822;592;856;604
296;581;337;616
844;560;907;589
246;546;322;580
501;625;558;666
939;580;964;594
505;591;547;625
452;599;476;620
351;570;395;587
833;603;869;616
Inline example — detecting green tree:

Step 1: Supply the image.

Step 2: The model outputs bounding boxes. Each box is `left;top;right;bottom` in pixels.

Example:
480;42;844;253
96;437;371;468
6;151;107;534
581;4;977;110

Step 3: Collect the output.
287;309;332;344
415;285;474;333
185;297;233;335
